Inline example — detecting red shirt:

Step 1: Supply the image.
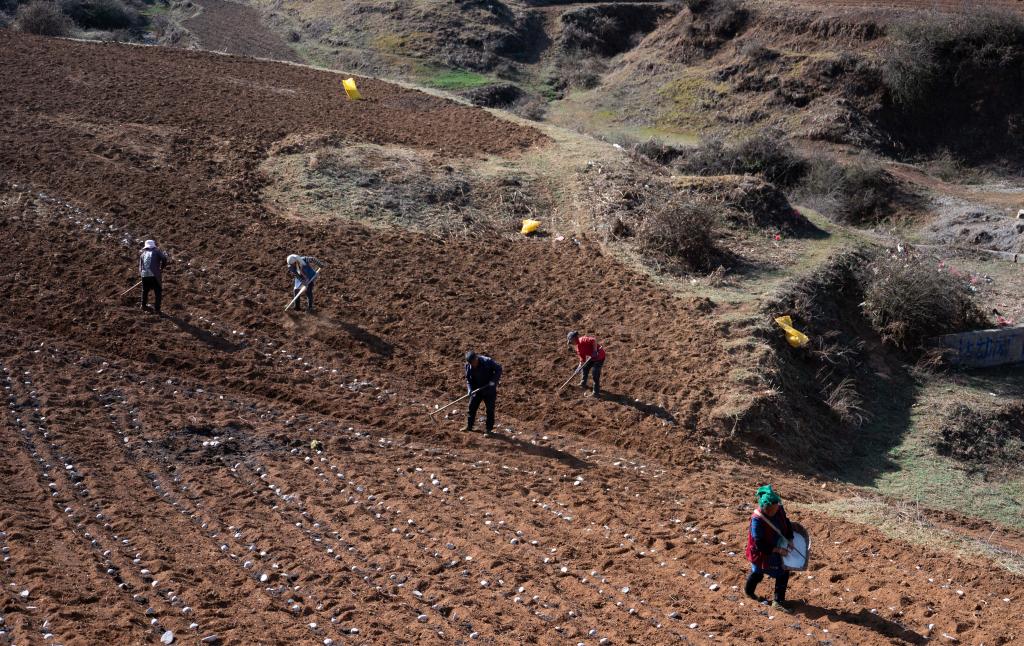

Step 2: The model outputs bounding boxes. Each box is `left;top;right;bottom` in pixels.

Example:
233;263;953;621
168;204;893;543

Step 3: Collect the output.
575;336;606;363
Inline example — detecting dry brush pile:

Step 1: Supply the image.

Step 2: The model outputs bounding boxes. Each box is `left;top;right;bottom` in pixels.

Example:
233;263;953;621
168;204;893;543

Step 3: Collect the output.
935;401;1024;467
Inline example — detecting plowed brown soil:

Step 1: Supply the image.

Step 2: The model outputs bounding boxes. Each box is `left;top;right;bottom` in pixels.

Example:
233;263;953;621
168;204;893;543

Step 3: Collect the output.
1;31;1023;646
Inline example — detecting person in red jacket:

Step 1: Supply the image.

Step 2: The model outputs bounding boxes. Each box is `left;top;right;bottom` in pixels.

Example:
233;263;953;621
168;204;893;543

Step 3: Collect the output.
567;330;606;396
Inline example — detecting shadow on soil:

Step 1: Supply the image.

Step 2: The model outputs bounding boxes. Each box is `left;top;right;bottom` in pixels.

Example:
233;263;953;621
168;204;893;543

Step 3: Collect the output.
600;391;676;424
488;432;591;470
796;603;927;645
826;365;918;487
338;321;393;358
166;314;245;353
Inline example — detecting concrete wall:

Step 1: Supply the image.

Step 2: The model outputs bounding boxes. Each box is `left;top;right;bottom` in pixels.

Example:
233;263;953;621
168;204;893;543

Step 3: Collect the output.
935;326;1024;368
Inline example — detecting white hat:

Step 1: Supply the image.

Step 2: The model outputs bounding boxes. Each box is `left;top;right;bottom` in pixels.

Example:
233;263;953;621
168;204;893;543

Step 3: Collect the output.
143;239;156;249
286;254;300;265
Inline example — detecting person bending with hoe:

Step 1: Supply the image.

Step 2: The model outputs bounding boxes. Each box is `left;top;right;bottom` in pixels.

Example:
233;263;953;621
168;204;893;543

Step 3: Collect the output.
745;485;796;613
139;239;169;314
463;351;502;435
567;330;606;397
287;254;324;312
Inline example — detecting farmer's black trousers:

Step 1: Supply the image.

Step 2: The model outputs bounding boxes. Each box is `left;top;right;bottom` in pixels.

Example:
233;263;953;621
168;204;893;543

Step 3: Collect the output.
293;282;314;310
581;360;604;394
141;277;162;313
745;569;789;602
467;388;496;432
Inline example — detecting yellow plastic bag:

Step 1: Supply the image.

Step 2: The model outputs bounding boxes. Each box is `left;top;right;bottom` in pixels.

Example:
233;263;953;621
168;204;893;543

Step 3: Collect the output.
774;315;810;348
342;78;363;101
520;219;541;235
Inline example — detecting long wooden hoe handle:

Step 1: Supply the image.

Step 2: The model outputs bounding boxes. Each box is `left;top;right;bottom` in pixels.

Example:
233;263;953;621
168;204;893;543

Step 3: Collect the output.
285;268;322;311
429;387;483;417
118;280;142;297
557;358;591;392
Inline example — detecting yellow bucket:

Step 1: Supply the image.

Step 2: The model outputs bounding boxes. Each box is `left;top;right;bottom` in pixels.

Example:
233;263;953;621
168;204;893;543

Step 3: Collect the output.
342;78;363;101
520;219;541;235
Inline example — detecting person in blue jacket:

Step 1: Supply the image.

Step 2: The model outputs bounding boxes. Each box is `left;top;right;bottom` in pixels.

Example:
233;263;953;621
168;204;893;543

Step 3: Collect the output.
287;254;324;312
463;351;502;435
744;484;797;612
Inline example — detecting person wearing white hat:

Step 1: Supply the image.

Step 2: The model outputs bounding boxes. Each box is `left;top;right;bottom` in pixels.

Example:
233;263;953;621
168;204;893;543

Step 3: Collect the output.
286;253;324;312
139;239;169;314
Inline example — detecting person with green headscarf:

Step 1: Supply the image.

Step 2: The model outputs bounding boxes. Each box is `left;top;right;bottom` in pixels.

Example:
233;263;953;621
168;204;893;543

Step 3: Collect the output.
744;484;797;612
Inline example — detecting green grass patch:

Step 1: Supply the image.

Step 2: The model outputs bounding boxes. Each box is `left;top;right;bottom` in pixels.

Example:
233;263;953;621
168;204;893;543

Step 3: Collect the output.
655;72;729;132
866;372;1024;531
422;69;491;91
141;2;169;16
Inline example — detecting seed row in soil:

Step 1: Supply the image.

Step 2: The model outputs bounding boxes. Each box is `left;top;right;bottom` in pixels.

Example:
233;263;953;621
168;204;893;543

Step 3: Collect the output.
223;454;512;642
272;443;672;645
1;365;179;645
96;393;366;645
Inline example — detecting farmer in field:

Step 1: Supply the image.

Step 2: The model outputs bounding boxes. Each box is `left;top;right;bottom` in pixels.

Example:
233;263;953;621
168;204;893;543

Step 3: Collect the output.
139;239;169;314
744;485;796;613
567;330;606;397
287;254;324;312
463;351;502;435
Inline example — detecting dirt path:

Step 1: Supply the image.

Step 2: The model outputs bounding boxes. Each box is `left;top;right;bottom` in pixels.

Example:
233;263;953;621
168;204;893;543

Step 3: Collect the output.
184;0;300;61
1;31;1022;645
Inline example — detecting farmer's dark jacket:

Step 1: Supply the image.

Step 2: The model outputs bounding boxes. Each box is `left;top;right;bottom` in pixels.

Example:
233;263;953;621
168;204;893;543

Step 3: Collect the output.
465;356;502;393
745;505;794;570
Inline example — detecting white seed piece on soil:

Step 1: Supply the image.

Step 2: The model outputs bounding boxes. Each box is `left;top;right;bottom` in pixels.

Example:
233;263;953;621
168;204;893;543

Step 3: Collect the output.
689;623;698;629
417;615;428;623
161;630;174;644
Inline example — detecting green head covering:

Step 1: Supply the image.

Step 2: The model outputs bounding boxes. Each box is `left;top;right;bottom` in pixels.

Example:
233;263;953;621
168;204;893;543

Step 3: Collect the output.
756;485;781;509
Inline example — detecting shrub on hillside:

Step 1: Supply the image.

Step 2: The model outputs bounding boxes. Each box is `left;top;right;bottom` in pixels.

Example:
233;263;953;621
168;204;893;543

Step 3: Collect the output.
552;52;606;89
797;157;900;225
632;138;684;165
862;256;987;351
60;0;141;31
14;0;72;35
881;10;1024;157
685;0;747;38
560;14;619;54
510;95;548;121
883;10;1024;108
151;12;187;45
672;132;807;187
637;198;720;271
